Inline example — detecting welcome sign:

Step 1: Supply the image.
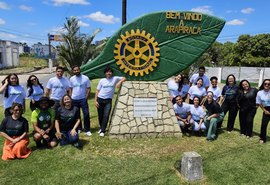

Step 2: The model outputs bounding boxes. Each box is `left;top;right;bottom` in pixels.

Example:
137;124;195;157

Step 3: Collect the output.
81;11;225;81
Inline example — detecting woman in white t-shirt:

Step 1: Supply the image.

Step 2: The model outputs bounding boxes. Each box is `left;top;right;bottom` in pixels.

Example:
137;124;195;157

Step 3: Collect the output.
167;74;182;104
0;74;26;117
187;78;206;104
189;96;206;132
94;67;126;137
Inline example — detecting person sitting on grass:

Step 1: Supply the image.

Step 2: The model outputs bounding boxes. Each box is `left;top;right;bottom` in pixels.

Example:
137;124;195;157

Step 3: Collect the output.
0;103;31;160
55;94;81;148
31;96;58;148
203;91;224;141
173;95;192;135
189;96;206;133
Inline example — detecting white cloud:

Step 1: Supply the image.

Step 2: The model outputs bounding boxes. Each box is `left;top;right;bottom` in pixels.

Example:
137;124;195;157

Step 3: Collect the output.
0;18;6;25
0;2;10;10
78;20;89;27
84;11;120;24
191;6;213;15
19;5;33;12
0;32;17;39
52;0;90;6
226;19;245;25
241;8;254;14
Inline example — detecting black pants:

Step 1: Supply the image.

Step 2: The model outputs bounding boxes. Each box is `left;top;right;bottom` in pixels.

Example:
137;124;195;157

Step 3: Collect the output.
221;101;239;131
97;98;112;133
260;106;270;142
239;108;257;136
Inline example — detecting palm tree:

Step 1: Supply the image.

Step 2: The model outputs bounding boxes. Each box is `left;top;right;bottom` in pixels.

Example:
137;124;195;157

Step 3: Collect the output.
58;17;102;70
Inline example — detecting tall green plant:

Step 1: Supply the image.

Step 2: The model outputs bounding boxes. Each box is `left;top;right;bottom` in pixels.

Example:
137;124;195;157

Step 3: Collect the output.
58;17;102;70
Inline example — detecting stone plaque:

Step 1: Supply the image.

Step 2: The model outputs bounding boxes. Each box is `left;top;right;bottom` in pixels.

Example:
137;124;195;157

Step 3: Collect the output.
133;98;157;118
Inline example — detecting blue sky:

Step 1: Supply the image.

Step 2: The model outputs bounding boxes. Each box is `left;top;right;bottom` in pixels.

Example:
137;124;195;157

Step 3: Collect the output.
0;0;269;47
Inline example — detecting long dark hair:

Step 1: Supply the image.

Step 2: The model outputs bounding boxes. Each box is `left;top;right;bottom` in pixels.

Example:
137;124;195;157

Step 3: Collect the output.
225;74;236;86
1;73;19;98
239;79;250;91
27;75;44;97
259;79;270;90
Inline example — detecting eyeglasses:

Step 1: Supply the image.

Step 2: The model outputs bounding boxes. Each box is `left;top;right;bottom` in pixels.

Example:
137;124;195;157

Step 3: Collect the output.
31;78;37;81
13;109;21;112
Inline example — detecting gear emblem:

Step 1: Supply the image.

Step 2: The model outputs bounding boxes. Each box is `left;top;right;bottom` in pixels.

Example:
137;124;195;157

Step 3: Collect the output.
114;29;160;76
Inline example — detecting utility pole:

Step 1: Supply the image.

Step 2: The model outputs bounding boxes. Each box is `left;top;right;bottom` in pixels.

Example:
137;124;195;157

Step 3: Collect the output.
122;0;127;25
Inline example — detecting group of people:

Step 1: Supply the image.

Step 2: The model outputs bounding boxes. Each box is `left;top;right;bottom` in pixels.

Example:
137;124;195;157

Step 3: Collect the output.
0;66;125;160
168;66;270;143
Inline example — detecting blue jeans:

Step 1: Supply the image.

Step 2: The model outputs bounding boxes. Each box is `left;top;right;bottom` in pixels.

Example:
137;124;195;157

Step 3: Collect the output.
59;130;79;146
72;98;90;132
97;98;112;133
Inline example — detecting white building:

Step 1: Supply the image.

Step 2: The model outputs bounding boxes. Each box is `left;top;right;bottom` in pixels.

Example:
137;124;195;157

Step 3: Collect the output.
0;40;20;69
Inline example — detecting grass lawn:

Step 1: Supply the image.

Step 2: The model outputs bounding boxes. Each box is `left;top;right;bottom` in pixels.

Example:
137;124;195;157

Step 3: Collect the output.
0;79;269;185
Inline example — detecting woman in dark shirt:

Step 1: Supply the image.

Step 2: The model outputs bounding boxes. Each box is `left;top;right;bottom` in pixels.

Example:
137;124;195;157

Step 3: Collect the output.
238;80;258;138
0;103;31;160
55;95;81;147
220;74;239;132
204;91;224;141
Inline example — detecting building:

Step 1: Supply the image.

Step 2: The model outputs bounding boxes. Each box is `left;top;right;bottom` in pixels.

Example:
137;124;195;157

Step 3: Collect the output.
0;40;20;69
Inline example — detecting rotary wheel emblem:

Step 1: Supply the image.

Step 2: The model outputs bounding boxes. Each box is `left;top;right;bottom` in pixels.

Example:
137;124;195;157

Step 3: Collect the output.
114;29;160;76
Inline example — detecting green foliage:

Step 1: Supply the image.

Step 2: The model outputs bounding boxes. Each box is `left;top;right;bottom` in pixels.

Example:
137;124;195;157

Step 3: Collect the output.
197;34;270;67
58;17;103;70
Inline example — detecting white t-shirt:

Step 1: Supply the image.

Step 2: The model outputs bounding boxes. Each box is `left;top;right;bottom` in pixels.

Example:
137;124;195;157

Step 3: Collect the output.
97;76;123;99
70;74;91;100
173;102;190;119
46;77;71;101
208;86;221;101
167;79;179;98
188;85;206;100
4;85;26;109
256;90;270;107
27;85;44;101
180;84;190;98
189;105;205;121
190;74;210;88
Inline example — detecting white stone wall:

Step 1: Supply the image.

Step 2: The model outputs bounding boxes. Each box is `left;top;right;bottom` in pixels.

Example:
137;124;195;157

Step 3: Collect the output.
109;81;182;139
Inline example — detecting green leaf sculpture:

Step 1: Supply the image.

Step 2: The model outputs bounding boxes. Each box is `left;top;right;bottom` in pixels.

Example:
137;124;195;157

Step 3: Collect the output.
81;11;225;81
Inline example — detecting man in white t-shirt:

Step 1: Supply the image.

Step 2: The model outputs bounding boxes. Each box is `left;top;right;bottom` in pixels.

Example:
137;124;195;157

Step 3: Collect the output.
173;95;192;135
95;66;126;137
45;66;71;112
189;66;210;89
70;65;92;136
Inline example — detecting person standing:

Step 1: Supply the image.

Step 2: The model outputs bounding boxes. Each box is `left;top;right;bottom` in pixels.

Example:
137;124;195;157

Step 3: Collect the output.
27;75;44;111
256;79;270;143
55;95;81;147
95;66;126;137
0;74;26;117
179;76;190;102
70;65;92;136
167;74;182;104
187;78;207;104
208;76;222;103
220;74;239;132
238;80;258;138
0;103;31;160
189;66;210;89
45;66;71;113
203;91;224;141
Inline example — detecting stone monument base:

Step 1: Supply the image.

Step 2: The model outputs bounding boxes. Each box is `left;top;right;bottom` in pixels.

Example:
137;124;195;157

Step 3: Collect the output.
109;81;182;139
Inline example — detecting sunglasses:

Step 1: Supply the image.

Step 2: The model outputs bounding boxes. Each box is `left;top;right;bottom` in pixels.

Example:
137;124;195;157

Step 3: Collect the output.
264;83;270;86
31;78;37;81
13;109;21;112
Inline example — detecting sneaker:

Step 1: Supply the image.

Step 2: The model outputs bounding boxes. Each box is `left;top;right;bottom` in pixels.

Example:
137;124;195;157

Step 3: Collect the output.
85;131;92;136
73;142;82;148
78;130;82;134
98;129;101;134
99;132;105;137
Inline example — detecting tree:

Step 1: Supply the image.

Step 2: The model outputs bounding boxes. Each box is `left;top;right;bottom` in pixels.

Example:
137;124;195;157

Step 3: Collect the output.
58;17;102;70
